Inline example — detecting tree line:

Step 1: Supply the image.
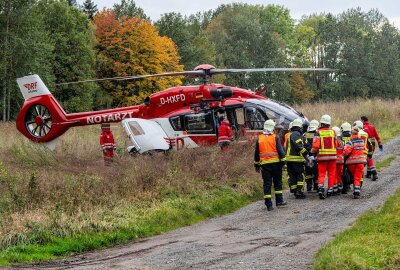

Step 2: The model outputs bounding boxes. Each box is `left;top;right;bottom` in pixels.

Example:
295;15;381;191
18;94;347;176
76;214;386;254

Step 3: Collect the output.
1;0;399;120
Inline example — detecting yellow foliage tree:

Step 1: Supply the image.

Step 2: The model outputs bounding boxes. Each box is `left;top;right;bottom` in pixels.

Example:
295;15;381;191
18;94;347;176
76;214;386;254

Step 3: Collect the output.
289;71;315;104
94;10;183;106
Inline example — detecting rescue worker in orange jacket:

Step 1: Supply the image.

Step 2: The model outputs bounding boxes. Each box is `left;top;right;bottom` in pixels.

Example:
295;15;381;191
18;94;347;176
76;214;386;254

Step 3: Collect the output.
304;119;319;192
332;126;344;194
284;121;293;149
254;119;287;211
361;116;382;180
343;126;367;199
311;114;338;199
286;118;309;199
100;123;116;165
217;116;234;151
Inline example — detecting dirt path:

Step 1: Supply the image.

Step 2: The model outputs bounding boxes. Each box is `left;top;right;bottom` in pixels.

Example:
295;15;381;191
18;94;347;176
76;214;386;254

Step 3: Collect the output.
12;136;400;270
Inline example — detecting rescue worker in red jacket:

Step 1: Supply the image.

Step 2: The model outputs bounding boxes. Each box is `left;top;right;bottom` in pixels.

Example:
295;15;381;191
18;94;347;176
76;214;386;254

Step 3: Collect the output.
332;126;344;194
311;114;338;199
304;119;319;192
217;116;234;151
254;119;287;211
361;116;382;180
353;120;373;184
100;123;116;165
343;126;367;199
286;118;309;199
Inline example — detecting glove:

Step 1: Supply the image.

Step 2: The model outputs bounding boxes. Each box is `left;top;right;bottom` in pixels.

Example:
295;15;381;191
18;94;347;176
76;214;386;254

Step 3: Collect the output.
254;164;261;173
379;145;383;152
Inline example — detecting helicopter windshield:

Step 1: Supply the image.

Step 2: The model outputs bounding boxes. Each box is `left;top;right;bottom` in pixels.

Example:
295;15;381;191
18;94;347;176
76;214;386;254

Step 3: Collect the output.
245;99;307;129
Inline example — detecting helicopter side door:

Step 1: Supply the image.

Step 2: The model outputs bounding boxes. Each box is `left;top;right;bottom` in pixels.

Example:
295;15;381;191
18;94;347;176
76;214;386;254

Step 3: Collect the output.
122;118;170;154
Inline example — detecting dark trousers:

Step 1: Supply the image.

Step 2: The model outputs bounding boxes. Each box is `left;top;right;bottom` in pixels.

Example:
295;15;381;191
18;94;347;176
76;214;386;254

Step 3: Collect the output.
261;162;284;205
305;163;318;191
287;162;305;191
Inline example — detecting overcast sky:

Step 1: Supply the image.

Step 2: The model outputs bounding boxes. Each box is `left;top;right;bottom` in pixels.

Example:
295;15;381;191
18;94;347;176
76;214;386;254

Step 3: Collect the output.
78;0;400;28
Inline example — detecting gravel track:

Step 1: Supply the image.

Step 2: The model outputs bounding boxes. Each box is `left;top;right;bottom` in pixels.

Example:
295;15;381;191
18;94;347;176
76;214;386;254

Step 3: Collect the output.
11;136;400;270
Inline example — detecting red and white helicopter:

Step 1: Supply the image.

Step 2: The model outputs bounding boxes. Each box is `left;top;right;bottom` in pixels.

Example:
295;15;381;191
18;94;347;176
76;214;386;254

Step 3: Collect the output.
16;64;330;153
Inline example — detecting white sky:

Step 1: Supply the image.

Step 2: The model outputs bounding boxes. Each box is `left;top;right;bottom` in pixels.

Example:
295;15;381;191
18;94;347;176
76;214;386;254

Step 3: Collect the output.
79;0;400;28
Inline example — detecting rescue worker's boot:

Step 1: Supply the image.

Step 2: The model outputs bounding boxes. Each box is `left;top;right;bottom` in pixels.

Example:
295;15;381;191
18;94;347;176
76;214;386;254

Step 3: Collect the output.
353;186;361;199
365;171;372;179
289;185;297;194
337;183;343;194
265;198;274;211
306;179;312;192
333;184;339;196
295;187;306;199
275;195;288;207
318;185;325;200
326;187;334;197
341;184;348;194
372;170;378;181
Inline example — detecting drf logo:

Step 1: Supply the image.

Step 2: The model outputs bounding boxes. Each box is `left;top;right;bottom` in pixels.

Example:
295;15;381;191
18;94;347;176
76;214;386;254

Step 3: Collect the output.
23;82;38;93
160;94;186;105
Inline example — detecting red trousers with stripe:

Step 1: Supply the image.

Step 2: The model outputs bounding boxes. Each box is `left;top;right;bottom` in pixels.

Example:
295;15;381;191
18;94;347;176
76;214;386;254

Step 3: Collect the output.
318;160;336;188
336;164;344;185
348;164;364;187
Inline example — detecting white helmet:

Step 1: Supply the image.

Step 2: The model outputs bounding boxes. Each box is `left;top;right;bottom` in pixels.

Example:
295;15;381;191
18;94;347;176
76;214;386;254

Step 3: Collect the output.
353;120;363;130
292;118;303;128
341;122;351;132
320;114;331;125
332;126;341;137
308;119;319;131
288;121;293;130
263;119;276;132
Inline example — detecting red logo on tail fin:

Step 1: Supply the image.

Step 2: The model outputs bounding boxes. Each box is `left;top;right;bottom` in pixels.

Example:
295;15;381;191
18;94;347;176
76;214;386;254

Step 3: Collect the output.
23;82;38;92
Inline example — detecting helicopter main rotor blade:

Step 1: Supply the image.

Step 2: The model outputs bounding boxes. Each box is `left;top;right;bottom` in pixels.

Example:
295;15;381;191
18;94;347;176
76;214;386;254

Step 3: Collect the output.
209;67;334;75
55;70;206;86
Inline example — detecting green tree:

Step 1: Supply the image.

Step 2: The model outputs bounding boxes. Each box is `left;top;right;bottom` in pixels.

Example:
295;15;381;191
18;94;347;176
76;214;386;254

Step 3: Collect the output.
81;0;98;20
113;0;149;21
65;0;76;7
156;12;216;70
0;0;54;121
36;0;97;112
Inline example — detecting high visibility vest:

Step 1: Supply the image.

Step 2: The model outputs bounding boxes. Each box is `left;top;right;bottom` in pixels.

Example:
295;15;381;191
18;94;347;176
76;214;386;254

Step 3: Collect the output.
359;130;369;156
286;133;305;162
344;136;366;165
258;134;280;164
284;132;291;149
342;135;351;145
315;128;337;161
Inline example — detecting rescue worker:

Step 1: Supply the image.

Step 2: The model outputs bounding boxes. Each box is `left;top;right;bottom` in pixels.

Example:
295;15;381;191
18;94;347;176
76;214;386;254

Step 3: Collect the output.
304;119;319;192
343;126;367;199
340;122;352;194
286;118;309;199
254;120;287;211
361;116;383;180
284;121;293;149
332;126;344;194
311;114;337;199
100;123;116;165
353;121;374;183
217;116;234;151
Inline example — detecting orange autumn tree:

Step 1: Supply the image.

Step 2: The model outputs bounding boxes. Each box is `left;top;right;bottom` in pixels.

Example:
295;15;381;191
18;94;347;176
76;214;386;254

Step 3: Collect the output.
94;9;183;106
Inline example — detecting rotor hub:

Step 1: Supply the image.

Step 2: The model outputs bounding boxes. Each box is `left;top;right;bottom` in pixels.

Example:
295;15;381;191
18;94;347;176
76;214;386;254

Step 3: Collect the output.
35;116;44;126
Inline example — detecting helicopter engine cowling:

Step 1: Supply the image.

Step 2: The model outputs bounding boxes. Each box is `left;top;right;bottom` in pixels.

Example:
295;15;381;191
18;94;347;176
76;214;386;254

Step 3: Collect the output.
210;88;233;99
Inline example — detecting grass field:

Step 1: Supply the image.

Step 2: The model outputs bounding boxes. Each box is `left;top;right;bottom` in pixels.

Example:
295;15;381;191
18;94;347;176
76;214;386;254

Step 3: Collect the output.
313;155;400;270
0;98;399;265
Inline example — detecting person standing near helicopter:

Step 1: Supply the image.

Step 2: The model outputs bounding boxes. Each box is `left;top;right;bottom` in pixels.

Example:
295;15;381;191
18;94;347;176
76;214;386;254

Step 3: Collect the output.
254;119;287;211
100;123;116;165
217;116;234;151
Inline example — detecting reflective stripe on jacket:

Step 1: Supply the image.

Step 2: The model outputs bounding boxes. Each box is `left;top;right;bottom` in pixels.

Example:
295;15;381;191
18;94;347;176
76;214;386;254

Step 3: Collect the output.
218;121;234;143
286;129;307;162
258;134;280;164
344;135;367;164
359;130;373;157
336;138;344;164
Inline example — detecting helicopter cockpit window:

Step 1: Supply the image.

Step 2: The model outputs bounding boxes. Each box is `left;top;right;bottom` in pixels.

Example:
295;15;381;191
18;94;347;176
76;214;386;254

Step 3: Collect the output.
184;112;214;134
128;121;145;136
169;115;183;131
245;107;265;130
